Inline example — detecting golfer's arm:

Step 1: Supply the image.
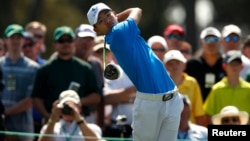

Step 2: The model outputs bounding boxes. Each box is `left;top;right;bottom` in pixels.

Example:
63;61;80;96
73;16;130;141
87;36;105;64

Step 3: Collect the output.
117;7;142;24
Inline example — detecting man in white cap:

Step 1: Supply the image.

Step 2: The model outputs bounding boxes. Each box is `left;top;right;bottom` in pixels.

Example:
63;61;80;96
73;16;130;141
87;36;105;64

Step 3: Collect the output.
38;90;102;141
212;105;249;125
185;27;226;105
74;24;104;127
221;24;250;79
87;2;183;141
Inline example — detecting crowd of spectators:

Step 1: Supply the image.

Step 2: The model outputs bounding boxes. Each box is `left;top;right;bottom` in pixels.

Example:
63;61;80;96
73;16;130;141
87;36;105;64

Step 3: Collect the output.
0;17;250;141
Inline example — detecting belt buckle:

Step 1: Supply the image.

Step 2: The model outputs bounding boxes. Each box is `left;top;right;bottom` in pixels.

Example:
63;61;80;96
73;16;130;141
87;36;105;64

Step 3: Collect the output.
162;93;174;101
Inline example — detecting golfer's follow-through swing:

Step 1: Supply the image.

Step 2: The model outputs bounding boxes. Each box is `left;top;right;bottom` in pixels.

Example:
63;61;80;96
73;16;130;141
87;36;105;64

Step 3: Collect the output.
87;3;183;141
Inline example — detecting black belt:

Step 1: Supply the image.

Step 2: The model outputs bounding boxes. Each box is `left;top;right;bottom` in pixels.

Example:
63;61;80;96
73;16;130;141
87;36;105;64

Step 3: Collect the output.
162;92;176;101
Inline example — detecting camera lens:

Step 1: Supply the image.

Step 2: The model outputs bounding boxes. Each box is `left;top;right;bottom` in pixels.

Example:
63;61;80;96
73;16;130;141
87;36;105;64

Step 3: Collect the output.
62;103;72;115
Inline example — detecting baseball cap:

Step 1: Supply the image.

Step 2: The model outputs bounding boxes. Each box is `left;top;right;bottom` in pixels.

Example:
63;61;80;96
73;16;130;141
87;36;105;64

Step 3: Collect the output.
222;24;241;37
163;50;187;63
147;35;168;49
75;24;96;38
95;35;105;44
4;24;24;38
224;50;242;63
163;24;185;36
200;27;221;39
57;90;81;108
93;42;110;52
23;31;36;44
53;26;75;41
87;3;112;25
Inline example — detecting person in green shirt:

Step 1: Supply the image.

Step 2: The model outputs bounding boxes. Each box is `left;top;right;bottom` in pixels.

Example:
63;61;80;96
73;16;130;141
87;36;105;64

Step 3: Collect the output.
203;50;250;125
32;26;102;124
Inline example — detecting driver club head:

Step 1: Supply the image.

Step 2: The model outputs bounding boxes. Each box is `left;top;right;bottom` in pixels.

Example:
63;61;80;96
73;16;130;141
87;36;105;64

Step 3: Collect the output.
104;63;120;80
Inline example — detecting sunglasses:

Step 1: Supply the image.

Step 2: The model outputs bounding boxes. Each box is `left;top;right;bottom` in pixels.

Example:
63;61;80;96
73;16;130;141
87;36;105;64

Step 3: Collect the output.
152;47;166;52
204;36;219;44
167;34;184;40
224;36;240;42
221;116;240;124
23;43;35;49
34;34;44;39
57;38;73;44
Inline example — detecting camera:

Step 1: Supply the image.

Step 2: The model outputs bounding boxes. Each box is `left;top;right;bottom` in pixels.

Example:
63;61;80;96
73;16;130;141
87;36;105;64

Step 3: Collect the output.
62;103;72;115
116;115;127;126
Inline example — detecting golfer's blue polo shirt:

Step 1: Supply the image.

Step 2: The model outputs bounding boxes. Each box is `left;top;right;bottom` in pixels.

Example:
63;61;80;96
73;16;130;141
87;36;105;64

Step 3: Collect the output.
105;18;175;94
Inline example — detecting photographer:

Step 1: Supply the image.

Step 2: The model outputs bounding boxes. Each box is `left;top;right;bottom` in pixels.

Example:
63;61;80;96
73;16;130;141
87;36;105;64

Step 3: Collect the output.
38;90;102;141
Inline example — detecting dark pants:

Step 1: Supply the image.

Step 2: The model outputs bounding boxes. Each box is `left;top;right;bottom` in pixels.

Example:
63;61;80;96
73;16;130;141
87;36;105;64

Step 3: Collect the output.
0;102;5;141
103;124;132;138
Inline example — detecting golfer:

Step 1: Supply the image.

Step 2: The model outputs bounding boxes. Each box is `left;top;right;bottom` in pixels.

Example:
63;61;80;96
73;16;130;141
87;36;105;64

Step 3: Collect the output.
87;3;183;141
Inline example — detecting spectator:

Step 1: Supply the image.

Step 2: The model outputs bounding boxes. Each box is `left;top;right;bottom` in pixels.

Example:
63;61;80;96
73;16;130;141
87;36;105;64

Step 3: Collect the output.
22;31;37;62
22;31;45;140
212;105;249;125
0;61;5;141
241;35;250;60
203;50;250;125
0;38;7;57
245;72;250;83
147;35;168;62
74;24;104;92
1;24;39;141
74;24;104;126
221;24;242;53
38;90;102;141
164;50;205;126
25;21;47;64
221;24;250;79
242;35;250;82
163;24;185;50
93;40;114;68
185;27;225;102
31;26;102;124
180;41;193;60
177;95;208;141
102;57;136;138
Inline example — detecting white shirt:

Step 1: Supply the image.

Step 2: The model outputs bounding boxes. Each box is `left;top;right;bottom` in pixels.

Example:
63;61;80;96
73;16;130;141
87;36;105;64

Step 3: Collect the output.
177;122;208;141
104;64;135;125
240;54;250;79
40;119;102;141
